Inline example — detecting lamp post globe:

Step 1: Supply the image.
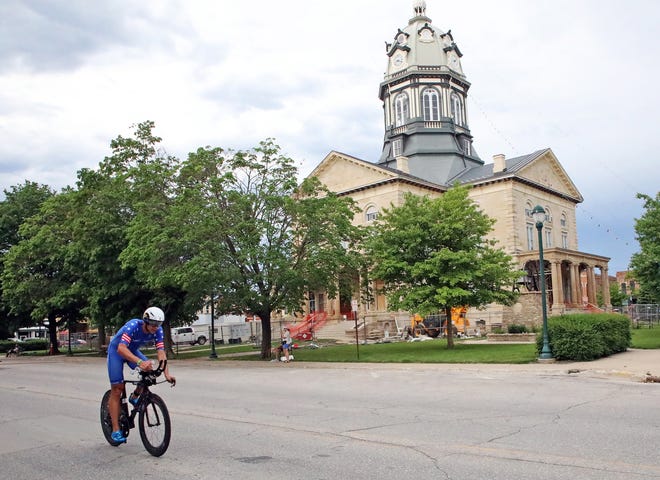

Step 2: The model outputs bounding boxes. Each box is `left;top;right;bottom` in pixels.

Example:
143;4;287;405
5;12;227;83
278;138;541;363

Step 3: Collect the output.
532;205;553;361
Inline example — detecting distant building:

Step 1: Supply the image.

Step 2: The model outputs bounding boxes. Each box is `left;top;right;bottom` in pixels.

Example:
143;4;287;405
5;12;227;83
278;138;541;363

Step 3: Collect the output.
616;271;639;304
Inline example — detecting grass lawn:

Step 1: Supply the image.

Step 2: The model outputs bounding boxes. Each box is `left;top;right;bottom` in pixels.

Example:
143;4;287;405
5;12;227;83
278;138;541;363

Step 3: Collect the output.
167;338;538;363
631;326;660;349
291;339;538;364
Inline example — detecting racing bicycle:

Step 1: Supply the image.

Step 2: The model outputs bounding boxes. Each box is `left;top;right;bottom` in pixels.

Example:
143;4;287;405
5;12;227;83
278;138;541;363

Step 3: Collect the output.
100;360;173;456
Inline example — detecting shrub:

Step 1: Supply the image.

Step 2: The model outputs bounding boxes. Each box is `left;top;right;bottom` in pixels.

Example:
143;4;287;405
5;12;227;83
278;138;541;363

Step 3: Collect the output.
0;339;49;353
536;313;631;361
507;324;528;334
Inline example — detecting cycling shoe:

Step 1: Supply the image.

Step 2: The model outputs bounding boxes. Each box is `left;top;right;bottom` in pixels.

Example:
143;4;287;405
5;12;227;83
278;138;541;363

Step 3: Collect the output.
111;430;127;444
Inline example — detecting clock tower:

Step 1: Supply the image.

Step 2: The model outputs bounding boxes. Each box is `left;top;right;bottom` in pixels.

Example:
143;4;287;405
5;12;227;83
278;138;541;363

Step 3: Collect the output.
379;0;483;185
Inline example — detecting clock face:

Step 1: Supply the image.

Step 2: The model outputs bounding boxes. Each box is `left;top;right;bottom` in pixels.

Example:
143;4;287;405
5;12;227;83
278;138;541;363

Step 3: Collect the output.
393;54;404;67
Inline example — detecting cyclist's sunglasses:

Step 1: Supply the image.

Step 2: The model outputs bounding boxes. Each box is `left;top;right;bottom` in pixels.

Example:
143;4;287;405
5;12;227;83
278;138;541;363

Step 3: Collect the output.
143;318;161;327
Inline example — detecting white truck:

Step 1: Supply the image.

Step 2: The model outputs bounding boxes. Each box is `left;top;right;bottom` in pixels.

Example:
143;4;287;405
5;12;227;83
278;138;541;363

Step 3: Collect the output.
171;326;207;345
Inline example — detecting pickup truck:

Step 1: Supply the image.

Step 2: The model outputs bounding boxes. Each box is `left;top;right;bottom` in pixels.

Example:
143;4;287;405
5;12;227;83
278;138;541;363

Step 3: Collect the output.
171;327;207;345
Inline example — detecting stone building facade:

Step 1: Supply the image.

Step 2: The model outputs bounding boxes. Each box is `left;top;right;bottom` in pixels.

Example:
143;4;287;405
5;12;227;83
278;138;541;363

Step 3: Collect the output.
306;1;610;331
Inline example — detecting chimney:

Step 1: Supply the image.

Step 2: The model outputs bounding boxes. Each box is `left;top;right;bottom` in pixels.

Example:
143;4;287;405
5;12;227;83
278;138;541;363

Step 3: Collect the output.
493;153;506;173
396;155;410;173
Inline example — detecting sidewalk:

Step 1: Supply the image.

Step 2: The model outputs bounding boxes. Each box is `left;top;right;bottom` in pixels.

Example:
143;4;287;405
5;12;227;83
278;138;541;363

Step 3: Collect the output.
4;347;660;383
548;348;660;381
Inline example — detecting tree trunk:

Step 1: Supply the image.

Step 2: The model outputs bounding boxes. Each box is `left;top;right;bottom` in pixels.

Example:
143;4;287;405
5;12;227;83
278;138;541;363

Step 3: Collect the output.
259;311;272;360
47;312;60;355
445;306;454;349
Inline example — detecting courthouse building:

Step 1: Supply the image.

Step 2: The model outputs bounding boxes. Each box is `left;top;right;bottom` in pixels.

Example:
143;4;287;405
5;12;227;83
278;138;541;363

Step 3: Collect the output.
307;1;610;330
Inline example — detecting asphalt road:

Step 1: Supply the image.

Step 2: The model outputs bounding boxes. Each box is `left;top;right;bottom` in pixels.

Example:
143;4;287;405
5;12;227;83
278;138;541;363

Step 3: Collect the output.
2;355;660;480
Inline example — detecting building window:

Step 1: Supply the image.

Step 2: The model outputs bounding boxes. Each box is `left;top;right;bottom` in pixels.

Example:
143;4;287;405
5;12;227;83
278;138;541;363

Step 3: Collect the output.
317;293;325;312
527;224;535;250
308;292;316;312
545;228;552;248
560;213;567;227
461;138;471;155
394;93;409;127
544;207;552;223
365;205;379;222
450;92;464;126
561;232;568;249
422;88;440;121
392;139;402;157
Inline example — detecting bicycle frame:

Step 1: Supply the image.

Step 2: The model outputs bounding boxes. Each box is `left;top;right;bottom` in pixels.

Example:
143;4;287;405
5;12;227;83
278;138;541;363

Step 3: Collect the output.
123;360;168;418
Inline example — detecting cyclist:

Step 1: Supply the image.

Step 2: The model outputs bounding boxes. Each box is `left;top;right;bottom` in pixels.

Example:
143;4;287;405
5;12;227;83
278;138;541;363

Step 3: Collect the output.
106;306;176;444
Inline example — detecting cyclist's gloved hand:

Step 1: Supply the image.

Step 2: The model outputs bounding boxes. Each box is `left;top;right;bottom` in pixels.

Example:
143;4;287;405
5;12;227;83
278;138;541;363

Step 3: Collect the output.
139;359;154;371
166;375;176;387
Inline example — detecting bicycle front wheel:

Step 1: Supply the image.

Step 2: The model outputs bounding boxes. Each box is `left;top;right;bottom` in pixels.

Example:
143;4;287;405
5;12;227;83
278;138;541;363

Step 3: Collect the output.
138;393;171;456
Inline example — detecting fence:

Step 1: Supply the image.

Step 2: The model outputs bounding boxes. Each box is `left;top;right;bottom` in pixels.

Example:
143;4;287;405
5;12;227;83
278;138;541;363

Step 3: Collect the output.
619;304;660;328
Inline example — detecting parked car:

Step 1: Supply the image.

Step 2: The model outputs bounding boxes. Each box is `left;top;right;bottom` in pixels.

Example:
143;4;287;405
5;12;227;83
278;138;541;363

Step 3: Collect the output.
171;327;207;345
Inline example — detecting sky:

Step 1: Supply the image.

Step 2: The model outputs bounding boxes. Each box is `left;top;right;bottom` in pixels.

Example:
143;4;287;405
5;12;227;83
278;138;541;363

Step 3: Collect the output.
1;0;658;274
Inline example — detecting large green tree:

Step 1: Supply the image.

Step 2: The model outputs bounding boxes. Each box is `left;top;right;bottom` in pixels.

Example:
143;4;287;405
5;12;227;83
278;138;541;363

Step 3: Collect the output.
630;192;660;303
1;190;87;353
92;121;197;350
0;181;54;338
122;139;363;358
366;185;521;348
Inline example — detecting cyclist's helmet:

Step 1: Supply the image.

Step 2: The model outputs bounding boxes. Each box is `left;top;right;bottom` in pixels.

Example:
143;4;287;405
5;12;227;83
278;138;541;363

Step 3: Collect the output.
143;306;165;326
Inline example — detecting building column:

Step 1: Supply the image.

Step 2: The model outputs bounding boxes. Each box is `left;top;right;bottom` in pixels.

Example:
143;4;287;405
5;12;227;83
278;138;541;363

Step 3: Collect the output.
570;263;580;306
551;260;564;313
587;266;597;305
601;266;612;311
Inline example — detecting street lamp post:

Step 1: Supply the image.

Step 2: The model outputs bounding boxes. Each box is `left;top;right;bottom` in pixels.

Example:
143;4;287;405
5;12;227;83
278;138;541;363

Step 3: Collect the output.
532;205;553;360
209;293;217;359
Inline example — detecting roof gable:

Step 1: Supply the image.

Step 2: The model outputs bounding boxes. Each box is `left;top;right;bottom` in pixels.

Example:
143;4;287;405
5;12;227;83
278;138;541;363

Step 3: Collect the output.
309;151;397;192
516;149;583;202
454;148;583;203
309;151;442;194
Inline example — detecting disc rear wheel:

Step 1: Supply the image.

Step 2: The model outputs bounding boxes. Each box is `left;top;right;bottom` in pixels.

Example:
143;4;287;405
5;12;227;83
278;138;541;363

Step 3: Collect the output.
101;390;121;446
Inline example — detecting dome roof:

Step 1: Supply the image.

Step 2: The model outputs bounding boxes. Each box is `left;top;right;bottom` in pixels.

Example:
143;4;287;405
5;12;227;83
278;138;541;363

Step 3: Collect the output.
385;1;464;77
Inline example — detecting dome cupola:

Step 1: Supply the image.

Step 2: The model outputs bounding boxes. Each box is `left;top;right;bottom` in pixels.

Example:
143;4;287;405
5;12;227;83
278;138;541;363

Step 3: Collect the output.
378;1;482;185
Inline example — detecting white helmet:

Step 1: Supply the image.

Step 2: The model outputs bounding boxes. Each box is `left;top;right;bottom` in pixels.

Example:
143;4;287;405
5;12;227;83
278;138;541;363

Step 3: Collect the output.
143;306;165;326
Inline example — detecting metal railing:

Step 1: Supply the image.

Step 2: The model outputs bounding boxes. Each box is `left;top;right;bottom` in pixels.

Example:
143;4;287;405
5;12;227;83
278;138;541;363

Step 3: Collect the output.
618;304;660;328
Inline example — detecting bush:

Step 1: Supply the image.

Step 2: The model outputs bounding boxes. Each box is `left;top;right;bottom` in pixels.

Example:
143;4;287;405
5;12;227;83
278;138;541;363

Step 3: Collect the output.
536;313;631;361
0;339;49;353
507;324;528;334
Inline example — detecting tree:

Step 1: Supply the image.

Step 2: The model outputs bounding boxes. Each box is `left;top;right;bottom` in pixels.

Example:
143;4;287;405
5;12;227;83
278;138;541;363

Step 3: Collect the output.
95;121;197;352
630;192;660;303
122;140;362;358
366;185;521;348
1;190;86;354
0;181;54;338
604;282;627;307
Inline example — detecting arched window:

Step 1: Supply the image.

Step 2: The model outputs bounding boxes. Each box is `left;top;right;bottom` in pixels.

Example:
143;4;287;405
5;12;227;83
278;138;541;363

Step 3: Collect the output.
365;205;379;222
394;93;409;127
422;88;440;121
450;92;464;126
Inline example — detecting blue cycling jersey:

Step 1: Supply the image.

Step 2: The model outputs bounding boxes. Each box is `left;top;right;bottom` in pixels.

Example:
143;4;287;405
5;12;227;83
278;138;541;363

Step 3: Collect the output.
107;319;164;384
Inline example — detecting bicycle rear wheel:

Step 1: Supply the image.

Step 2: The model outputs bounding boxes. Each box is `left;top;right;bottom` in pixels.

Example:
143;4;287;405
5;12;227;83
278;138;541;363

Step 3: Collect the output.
101;390;120;446
138;393;171;456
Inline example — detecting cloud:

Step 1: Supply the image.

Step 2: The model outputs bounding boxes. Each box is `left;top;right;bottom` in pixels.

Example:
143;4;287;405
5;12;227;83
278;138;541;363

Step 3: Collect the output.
0;0;658;273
